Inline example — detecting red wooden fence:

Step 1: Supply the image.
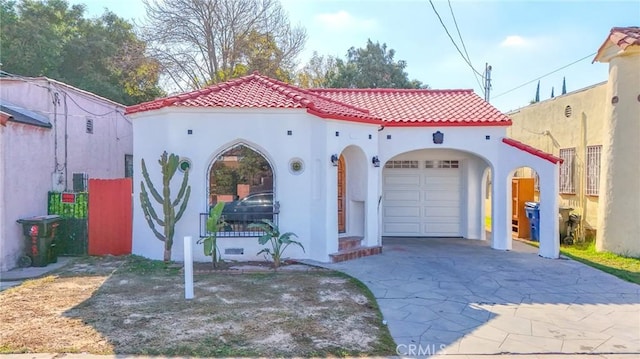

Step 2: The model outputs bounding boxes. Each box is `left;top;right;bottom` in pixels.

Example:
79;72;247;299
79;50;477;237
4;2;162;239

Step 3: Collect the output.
88;178;132;255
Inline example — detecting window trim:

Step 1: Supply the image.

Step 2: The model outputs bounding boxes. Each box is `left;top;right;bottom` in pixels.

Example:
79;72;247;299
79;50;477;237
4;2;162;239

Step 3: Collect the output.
559;148;576;194
585;145;602;196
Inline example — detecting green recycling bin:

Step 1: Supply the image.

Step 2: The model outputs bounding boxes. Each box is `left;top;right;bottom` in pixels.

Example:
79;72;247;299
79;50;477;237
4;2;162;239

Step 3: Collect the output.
16;215;61;267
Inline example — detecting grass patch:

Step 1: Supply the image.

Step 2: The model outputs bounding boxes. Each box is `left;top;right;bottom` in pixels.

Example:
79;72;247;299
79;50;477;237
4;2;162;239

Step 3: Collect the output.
0;256;395;357
559;241;640;284
519;239;640;284
120;255;181;276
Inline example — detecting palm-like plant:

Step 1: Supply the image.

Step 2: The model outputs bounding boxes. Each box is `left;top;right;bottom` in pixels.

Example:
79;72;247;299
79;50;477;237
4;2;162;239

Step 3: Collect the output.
198;202;226;268
248;219;304;270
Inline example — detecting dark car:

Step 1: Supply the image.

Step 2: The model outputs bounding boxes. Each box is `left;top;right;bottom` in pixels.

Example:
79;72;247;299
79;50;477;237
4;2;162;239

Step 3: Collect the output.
221;192;274;223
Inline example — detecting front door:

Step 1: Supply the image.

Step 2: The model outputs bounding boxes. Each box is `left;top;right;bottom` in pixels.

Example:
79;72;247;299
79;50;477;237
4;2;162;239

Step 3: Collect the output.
338;155;346;233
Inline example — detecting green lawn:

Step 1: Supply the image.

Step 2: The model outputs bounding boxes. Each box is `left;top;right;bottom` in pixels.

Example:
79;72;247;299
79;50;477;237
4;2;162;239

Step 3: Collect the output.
560;241;640;284
522;239;640;284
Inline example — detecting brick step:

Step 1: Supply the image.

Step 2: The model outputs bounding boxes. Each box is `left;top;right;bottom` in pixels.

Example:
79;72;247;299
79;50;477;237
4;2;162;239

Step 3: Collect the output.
338;236;363;251
329;245;382;263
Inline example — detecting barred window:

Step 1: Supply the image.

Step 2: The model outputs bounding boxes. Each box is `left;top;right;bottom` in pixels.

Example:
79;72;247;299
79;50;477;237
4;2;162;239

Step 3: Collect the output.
559;148;576;194
586;145;602;196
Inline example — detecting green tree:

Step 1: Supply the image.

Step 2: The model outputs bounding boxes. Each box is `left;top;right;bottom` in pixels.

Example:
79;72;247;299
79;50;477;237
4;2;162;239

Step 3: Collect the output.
295;51;337;88
237;146;270;185
326;39;427;89
0;0;164;105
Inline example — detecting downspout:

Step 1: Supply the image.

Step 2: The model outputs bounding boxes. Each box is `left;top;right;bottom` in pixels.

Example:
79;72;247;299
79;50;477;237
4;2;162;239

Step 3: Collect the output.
579;112;587;242
0;119;5;266
63;92;69;190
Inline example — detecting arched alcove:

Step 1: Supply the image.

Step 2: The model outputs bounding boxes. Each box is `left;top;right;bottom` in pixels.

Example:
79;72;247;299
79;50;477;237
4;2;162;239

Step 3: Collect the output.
208;143;274;231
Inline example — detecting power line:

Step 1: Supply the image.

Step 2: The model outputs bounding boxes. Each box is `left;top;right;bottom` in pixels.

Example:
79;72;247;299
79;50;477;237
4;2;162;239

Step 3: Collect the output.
492;52;596;99
428;0;485;87
447;0;484;95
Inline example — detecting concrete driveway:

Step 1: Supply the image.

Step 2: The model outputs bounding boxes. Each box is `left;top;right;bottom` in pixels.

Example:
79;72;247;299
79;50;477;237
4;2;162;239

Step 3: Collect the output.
311;237;639;356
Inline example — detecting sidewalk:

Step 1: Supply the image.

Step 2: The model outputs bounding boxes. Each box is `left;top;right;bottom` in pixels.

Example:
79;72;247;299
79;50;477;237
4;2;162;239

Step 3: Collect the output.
0;257;73;290
1;353;639;358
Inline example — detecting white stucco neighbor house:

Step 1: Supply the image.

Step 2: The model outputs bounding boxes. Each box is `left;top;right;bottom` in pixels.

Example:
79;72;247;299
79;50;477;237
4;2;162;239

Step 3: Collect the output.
126;73;562;264
0;75;132;271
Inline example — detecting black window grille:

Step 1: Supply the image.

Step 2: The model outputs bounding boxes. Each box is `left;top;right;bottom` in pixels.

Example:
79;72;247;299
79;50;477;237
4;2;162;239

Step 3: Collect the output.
72;172;88;192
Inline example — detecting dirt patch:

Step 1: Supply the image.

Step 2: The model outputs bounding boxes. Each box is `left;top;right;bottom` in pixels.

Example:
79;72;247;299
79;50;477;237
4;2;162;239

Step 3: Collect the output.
0;256;395;356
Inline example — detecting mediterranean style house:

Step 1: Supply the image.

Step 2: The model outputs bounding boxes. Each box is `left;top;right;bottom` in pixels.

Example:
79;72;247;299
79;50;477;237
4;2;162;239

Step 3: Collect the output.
0;75;132;270
507;26;639;257
126;72;563;264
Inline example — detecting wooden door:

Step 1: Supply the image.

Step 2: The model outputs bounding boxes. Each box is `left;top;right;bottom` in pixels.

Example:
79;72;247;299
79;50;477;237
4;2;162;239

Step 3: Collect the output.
338;155;346;233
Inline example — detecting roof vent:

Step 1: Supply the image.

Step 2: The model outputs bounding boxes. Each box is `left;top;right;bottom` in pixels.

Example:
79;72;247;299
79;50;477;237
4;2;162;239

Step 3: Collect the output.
564;105;572;118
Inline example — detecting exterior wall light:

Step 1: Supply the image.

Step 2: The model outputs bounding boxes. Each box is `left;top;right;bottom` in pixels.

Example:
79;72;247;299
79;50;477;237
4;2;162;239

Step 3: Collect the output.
372;156;381;167
330;154;339;166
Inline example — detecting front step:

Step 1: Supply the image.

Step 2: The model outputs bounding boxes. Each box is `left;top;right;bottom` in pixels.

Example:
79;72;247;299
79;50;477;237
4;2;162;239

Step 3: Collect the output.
329;245;382;263
338;236;363;251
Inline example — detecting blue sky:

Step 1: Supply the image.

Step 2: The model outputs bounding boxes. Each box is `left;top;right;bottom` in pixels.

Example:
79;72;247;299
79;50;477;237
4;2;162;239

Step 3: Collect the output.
71;0;639;112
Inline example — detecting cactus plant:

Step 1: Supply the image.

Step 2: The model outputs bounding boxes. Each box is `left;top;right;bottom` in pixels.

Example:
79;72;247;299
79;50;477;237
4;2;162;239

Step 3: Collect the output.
140;151;191;262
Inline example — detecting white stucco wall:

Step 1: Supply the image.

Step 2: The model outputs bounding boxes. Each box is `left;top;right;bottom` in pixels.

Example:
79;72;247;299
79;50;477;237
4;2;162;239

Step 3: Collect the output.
0;78;130;271
130;108;380;263
130;100;567;262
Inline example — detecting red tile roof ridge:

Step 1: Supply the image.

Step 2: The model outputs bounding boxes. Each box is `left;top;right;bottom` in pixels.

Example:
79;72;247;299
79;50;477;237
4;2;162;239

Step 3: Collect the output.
502;138;563;164
312;88;473;94
252;74;372;115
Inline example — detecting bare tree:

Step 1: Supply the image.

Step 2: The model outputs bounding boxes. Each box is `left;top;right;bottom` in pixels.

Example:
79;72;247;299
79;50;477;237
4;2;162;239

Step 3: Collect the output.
140;0;307;91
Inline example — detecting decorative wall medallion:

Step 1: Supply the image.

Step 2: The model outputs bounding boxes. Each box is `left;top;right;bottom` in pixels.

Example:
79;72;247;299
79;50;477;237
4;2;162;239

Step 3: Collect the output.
289;158;304;174
178;158;191;172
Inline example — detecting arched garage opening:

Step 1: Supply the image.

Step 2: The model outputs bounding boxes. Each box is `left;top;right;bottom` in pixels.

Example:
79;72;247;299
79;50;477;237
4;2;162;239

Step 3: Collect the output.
381;148;490;240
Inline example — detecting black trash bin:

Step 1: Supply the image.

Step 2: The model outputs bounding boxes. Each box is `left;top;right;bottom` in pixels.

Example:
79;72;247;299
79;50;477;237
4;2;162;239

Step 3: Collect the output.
16;215;62;267
524;202;540;241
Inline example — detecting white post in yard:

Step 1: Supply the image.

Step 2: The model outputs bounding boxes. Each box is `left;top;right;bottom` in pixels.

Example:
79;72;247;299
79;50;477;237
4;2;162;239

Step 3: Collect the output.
184;236;194;299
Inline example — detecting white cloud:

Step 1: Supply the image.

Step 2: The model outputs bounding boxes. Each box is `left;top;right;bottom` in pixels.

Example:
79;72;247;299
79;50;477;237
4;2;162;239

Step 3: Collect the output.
314;10;376;32
500;35;527;47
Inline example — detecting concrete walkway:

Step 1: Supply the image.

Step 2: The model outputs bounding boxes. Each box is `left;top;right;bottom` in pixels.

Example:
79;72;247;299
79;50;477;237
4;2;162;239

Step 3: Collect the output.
307;237;640;356
0;257;73;290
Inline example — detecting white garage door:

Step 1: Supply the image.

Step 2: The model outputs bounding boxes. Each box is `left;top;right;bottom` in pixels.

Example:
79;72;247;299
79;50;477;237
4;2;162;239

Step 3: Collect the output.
383;160;461;237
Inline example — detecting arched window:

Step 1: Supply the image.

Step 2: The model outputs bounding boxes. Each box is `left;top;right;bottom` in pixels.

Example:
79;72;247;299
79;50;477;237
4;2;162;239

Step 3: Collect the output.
208;144;274;232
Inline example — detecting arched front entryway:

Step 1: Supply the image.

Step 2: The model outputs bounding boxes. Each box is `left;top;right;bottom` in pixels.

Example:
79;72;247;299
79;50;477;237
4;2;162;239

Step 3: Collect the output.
337;146;368;239
382;148;491;241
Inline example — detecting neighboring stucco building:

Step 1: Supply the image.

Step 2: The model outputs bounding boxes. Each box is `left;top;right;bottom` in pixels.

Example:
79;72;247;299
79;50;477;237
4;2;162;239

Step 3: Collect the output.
507;26;640;257
0;75;132;270
507;83;606;237
127;73;562;264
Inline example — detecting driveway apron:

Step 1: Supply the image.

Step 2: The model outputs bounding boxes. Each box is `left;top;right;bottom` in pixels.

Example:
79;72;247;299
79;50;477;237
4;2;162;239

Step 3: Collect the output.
312;237;640;356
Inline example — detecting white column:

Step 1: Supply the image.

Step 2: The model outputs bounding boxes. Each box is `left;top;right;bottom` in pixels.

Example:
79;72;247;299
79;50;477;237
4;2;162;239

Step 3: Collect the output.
491;168;511;251
538;165;560;258
183;236;194;299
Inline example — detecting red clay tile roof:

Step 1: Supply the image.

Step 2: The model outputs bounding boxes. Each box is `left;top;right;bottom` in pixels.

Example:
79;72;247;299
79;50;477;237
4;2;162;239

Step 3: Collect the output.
502;138;563;164
310;88;511;127
594;26;640;62
126;72;510;127
125;73;381;125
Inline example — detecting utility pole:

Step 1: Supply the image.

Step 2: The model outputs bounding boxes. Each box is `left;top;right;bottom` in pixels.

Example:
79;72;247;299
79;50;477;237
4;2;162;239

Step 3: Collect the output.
484;63;492;102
